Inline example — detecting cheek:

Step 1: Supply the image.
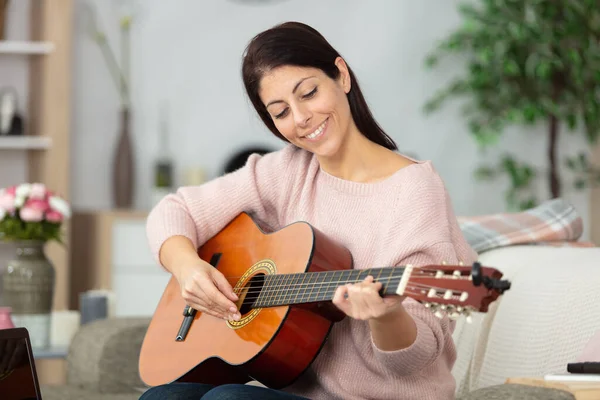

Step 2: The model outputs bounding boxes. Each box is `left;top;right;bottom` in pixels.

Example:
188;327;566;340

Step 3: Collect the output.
273;119;296;141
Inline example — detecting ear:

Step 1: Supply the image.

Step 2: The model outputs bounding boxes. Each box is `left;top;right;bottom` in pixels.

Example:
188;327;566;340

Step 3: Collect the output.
334;57;351;94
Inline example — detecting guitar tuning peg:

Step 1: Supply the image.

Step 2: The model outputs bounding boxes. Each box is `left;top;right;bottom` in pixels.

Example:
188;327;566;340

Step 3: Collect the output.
452;270;461;278
458;260;464;266
441;260;447;265
465;315;473;324
434;310;445;319
449;311;461;320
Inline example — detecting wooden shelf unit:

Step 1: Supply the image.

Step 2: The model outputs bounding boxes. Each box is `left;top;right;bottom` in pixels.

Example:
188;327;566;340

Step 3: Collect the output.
0;40;54;54
0;136;51;149
26;0;74;312
0;1;74;312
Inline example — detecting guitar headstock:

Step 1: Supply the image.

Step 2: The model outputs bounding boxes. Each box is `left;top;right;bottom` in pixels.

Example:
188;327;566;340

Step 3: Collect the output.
399;262;511;321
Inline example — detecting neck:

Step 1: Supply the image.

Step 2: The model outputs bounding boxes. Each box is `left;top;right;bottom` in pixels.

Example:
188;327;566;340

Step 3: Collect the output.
317;129;391;183
251;266;407;308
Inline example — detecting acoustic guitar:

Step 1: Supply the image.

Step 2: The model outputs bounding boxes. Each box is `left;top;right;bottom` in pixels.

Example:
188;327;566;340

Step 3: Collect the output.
139;212;511;389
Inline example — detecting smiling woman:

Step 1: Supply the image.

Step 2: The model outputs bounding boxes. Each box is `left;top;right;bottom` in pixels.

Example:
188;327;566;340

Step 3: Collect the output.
142;21;477;400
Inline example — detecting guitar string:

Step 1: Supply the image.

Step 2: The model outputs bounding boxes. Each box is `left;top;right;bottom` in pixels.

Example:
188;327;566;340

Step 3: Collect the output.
236;281;468;305
223;270;468;295
230;280;471;302
216;267;464;281
238;284;470;308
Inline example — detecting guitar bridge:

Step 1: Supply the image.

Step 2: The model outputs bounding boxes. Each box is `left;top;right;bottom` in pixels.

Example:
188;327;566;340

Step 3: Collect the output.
174;252;222;342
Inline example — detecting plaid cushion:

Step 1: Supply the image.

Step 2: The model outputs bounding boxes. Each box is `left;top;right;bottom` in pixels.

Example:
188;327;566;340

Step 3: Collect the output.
458;198;594;254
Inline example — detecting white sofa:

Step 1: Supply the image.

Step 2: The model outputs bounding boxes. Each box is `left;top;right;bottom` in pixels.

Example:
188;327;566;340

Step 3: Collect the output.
452;244;600;398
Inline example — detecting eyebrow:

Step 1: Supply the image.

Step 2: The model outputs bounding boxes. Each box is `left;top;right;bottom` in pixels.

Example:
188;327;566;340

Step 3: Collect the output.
265;76;316;108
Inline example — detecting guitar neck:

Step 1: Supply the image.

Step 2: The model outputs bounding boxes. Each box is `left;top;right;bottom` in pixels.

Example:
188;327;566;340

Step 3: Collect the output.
252;267;407;309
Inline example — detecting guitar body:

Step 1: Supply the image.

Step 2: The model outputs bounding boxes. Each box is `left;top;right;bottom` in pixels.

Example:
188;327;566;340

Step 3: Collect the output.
139;213;354;389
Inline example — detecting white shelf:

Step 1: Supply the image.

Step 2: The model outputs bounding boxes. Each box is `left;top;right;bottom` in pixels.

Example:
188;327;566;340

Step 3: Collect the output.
0;41;54;55
0;136;52;150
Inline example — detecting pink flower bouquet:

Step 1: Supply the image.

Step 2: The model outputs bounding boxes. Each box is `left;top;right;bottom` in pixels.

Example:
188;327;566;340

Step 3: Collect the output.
0;183;71;243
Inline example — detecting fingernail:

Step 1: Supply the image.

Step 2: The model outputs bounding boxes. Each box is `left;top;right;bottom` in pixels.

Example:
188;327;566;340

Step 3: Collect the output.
233;313;241;321
229;306;237;313
232;293;239;300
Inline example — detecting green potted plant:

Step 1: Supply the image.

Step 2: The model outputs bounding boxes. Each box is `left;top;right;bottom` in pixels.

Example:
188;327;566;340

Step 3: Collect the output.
423;0;600;210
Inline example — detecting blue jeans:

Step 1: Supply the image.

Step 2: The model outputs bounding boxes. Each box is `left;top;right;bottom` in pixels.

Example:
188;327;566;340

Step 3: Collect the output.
139;382;309;400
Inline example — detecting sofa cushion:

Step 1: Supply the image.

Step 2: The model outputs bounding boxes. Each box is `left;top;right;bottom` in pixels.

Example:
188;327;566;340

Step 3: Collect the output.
66;317;151;393
458;384;574;400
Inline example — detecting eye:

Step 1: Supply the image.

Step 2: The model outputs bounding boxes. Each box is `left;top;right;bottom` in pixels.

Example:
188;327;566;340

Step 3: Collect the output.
274;108;289;119
302;87;317;99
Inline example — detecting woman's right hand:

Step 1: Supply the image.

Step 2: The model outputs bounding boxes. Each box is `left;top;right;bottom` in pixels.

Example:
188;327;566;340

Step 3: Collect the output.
175;259;241;321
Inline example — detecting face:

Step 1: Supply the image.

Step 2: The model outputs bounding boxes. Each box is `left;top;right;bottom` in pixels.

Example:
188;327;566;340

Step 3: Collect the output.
258;58;354;158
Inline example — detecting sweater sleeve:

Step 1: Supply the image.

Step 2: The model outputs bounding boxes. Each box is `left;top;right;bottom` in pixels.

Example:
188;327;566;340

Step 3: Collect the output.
145;145;297;266
369;166;477;375
371;241;463;376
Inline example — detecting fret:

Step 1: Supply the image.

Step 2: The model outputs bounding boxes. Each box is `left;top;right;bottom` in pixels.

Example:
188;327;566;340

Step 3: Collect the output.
382;267;400;296
278;273;293;307
253;276;265;308
301;272;315;304
312;271;326;303
267;274;283;307
284;273;300;304
290;274;307;304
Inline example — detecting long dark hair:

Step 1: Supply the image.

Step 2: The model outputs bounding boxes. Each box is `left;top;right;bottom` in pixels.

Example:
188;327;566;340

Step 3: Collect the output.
241;21;397;151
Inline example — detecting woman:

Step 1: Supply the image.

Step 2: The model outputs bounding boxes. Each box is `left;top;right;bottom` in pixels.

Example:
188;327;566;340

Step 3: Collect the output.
141;21;476;400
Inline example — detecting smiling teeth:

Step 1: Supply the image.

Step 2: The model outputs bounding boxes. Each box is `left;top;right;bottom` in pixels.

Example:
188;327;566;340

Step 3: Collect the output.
306;120;326;139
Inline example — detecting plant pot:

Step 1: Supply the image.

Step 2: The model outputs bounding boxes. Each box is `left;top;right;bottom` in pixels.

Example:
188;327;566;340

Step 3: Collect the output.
1;240;55;348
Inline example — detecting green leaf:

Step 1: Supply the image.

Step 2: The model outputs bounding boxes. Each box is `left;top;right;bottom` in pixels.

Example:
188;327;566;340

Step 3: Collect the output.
519;198;537;211
424;54;439;68
575;178;586;189
578;152;588;169
536;61;552;79
474;165;496;180
566;114;577;130
565;156;577;170
503;59;520;76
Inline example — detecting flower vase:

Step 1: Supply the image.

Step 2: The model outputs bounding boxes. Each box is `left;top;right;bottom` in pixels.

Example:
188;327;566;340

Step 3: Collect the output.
112;107;135;209
1;241;55;348
0;307;15;329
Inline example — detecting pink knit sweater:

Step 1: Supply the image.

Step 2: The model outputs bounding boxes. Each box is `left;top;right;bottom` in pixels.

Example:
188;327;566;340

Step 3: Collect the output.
146;144;477;400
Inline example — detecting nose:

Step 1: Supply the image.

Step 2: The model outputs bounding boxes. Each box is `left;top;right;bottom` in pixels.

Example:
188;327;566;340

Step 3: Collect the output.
292;104;312;128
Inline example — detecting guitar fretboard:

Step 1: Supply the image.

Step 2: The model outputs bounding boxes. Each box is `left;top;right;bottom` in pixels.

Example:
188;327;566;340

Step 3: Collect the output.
252;267;405;308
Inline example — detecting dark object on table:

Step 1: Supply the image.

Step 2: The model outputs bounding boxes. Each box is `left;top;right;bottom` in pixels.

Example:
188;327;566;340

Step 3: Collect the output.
222;146;273;174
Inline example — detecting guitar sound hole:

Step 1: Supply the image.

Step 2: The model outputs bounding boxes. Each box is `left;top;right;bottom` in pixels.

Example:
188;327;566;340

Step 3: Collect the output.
239;273;266;315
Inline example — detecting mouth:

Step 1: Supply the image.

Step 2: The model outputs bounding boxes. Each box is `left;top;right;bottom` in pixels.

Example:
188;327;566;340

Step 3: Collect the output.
302;118;328;142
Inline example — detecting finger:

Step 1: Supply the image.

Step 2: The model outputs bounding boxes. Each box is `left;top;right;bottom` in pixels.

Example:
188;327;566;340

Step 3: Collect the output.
332;285;349;307
211;269;239;303
194;304;227;320
185;291;233;319
198;277;239;314
181;272;233;315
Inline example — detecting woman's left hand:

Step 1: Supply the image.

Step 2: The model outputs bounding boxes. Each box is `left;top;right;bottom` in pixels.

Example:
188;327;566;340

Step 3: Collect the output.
332;275;405;321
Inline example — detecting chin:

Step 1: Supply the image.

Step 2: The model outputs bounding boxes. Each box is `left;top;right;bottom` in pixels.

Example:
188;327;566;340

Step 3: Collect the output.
311;139;343;159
